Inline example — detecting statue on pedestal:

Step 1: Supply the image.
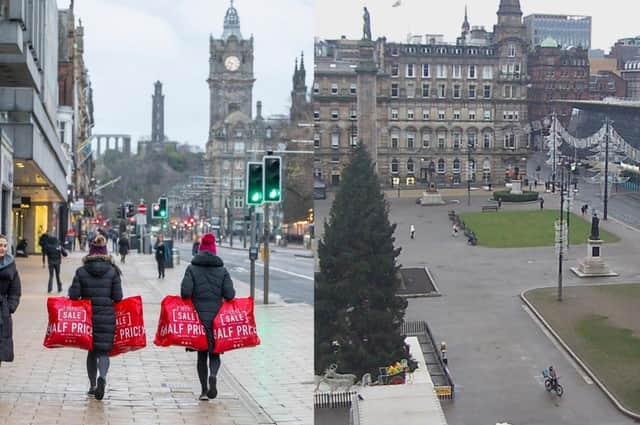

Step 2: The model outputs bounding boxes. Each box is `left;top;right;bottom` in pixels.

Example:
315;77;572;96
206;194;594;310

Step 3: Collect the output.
590;212;600;240
362;7;372;40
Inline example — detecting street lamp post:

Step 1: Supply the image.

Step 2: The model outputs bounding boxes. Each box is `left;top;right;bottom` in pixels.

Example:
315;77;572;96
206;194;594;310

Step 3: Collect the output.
558;159;566;302
467;140;474;206
552;111;557;193
603;117;611;220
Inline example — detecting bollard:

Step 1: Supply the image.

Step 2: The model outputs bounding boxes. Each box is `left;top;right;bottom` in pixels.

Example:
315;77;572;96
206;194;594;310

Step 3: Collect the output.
172;248;180;266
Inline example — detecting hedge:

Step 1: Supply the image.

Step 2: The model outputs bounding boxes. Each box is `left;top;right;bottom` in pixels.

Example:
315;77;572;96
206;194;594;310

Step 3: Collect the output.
492;190;539;202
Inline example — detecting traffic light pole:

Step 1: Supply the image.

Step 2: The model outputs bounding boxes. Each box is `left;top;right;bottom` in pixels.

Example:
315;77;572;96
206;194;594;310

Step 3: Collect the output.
249;206;256;299
263;202;270;305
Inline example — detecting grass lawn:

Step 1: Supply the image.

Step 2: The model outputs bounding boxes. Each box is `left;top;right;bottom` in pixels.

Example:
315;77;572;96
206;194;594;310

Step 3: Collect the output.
458;210;619;248
525;284;640;413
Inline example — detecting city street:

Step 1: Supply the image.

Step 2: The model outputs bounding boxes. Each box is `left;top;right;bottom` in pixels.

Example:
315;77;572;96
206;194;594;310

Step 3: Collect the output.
176;242;314;305
315;192;640;425
0;250;313;425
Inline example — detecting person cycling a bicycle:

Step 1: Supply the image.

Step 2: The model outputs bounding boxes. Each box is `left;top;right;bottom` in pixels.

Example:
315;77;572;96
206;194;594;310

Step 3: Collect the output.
546;365;558;388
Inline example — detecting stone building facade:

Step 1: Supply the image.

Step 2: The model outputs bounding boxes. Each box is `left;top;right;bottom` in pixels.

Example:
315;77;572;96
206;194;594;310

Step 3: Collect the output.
313;0;531;188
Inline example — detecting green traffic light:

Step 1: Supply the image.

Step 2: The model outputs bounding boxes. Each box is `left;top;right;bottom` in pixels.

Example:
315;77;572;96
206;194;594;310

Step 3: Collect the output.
251;192;262;202
268;189;279;199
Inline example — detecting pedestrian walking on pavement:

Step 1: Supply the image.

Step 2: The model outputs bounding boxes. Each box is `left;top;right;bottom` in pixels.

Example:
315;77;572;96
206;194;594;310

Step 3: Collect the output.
409;225;415;240
452;223;459;237
38;231;49;268
68;235;123;400
540;197;544;210
118;233;129;264
44;236;68;293
497;198;502;209
154;235;166;279
181;233;235;401
0;234;21;367
192;234;201;257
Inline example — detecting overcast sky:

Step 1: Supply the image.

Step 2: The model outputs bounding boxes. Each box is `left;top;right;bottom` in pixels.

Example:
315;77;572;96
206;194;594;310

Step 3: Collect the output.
73;0;313;150
315;0;637;52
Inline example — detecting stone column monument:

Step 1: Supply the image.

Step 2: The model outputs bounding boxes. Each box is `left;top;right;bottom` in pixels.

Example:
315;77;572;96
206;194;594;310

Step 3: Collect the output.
571;212;618;277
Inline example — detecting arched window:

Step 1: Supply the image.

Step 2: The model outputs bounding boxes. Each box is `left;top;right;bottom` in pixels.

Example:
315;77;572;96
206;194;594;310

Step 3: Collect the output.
391;158;399;174
390;129;400;149
407;158;415;174
407;129;416;150
452;158;461;173
437;159;445;174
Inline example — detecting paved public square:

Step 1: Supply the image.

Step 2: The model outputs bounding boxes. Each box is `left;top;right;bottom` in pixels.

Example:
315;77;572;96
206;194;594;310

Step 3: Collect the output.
0;246;313;425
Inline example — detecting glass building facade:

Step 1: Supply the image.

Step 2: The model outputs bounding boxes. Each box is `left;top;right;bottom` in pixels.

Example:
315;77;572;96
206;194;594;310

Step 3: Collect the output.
524;14;591;50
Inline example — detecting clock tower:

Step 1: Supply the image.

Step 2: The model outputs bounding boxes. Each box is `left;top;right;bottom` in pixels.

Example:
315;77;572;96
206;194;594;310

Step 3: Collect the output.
208;1;255;133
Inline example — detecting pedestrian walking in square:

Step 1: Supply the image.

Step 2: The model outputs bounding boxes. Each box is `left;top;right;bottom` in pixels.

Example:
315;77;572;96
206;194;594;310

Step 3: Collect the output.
118;233;129;264
44;236;68;293
452;223;459;237
154;235;166;279
497;198;502;209
0;234;21;367
68;235;123;400
540;197;544;210
38;231;49;268
409;225;415;239
181;233;235;401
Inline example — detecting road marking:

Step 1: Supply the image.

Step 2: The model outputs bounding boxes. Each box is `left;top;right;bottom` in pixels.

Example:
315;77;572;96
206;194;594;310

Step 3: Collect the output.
522;304;593;385
251;262;313;281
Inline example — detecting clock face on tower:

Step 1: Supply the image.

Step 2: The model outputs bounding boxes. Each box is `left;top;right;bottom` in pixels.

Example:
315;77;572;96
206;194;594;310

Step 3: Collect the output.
224;55;240;71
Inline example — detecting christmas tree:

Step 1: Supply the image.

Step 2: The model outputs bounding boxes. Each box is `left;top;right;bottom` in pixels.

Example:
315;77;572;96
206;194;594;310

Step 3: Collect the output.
315;144;415;380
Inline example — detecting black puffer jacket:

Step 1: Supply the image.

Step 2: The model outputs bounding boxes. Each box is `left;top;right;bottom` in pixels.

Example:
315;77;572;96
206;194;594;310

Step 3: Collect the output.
68;255;123;353
44;237;67;265
118;238;129;256
0;256;21;362
181;252;235;352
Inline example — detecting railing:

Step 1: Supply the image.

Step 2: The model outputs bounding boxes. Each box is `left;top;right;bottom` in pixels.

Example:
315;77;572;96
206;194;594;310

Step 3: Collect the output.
314;391;357;408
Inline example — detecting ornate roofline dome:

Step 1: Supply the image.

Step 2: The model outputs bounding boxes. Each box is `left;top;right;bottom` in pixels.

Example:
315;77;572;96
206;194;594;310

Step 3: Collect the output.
222;0;242;40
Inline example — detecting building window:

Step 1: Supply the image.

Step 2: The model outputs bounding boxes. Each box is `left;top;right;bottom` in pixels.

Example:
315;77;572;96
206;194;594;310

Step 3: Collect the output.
437;64;447;78
468;84;476;99
406;82;415;98
331;109;339;120
407;158;415;173
452;64;462;79
314;110;320;120
437;135;446;149
468;132;477;148
438;110;446;120
350;84;357;95
468;64;477;79
391;132;399;149
483;133;491;149
234;195;244;209
331;133;340;149
314;133;320;148
483;110;491;121
483;84;491;99
350;127;358;146
453;158;461;174
453;84;461;98
514;63;521;77
453;133;461;149
508;44;516;57
438;83;446;98
504;133;516;149
350;109;357;120
331;156;340;164
313;83;319;94
391;158;399;173
391;46;399;56
391;109;399;120
423;109;430;120
391;63;399;77
406;63;415;78
437;159;445;173
391;83;399;97
422;63;430;78
331;83;338;95
59;121;66;144
482;66;493;79
503;85;512;99
422;132;430;147
469;110;476;120
407;132;415;149
407;109;415;120
453;111;461;120
422;83;430;97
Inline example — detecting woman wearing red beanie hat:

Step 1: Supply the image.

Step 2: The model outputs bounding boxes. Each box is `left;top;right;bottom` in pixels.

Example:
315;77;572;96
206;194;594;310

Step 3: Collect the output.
181;232;235;400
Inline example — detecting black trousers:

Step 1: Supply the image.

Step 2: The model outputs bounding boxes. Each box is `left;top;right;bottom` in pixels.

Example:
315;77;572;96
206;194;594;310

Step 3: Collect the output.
157;259;165;278
48;264;62;291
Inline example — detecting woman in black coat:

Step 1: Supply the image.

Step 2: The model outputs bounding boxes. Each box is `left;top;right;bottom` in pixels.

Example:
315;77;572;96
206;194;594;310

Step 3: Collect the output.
154;235;166;279
0;234;21;366
68;235;123;400
181;233;235;401
117;234;129;264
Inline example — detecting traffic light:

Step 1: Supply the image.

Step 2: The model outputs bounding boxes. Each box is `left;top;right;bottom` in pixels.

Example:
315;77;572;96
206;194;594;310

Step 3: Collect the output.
246;162;263;205
158;197;168;218
263;156;281;203
117;205;124;219
125;202;134;217
151;202;161;219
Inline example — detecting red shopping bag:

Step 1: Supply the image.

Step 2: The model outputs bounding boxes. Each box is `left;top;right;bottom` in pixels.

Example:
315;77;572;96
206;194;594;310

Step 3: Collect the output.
110;296;147;357
212;297;260;354
43;297;93;350
154;295;208;351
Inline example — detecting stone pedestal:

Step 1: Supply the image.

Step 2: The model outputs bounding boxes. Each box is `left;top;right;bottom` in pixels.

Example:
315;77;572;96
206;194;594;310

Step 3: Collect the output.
420;183;445;205
511;180;523;195
571;239;618;277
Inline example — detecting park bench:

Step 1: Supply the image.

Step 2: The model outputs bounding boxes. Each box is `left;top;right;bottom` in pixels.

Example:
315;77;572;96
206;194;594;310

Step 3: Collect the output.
481;205;499;212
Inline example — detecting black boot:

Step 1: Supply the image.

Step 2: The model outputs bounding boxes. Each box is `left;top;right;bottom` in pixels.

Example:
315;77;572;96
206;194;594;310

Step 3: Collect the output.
207;377;217;399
